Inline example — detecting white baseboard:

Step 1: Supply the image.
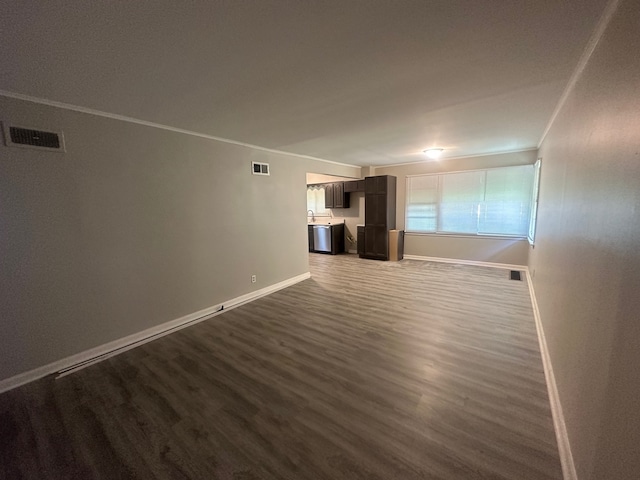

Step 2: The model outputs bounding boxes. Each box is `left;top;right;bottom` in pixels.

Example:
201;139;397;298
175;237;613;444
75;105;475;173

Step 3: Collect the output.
218;272;310;311
403;254;527;271
0;272;310;393
526;270;577;480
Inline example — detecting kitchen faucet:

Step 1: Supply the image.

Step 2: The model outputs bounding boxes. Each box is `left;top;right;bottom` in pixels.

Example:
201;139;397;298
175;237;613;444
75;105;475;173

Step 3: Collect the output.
307;209;315;222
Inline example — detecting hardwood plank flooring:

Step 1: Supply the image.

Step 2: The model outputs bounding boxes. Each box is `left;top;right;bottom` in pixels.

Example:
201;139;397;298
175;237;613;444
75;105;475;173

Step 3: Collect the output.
0;254;562;479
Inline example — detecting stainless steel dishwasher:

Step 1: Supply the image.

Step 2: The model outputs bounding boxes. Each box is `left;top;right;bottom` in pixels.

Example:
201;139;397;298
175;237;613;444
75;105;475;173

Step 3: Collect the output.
313;225;332;253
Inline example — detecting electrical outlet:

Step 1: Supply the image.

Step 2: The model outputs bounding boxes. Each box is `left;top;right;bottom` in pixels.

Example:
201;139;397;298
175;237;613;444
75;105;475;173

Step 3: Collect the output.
251;275;257;283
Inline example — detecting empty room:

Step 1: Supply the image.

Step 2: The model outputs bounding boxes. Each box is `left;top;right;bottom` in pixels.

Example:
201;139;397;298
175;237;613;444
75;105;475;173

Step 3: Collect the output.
1;1;639;479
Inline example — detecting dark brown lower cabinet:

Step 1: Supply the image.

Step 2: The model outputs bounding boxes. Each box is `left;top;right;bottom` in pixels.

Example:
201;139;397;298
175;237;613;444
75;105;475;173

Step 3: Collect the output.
357;226;365;256
308;225;315;252
363;226;388;260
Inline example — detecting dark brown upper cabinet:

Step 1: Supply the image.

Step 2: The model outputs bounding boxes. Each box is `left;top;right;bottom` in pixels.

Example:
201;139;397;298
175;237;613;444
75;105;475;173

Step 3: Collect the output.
322;182;350;209
324;183;334;208
365;175;391;195
344;180;365;193
333;182;349;208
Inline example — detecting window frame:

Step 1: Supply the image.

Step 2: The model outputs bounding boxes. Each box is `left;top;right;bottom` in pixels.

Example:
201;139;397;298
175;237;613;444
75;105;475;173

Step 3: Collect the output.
527;159;542;245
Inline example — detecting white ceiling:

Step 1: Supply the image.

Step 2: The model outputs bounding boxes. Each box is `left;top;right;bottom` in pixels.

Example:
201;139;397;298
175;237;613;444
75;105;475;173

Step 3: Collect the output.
0;1;608;166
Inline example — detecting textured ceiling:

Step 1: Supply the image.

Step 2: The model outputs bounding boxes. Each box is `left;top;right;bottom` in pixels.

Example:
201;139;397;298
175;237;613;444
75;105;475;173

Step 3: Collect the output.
0;1;608;166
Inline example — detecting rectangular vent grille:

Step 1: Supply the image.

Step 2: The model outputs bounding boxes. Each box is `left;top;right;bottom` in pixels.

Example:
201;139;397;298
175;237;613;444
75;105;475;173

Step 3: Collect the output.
2;122;65;152
11;127;60;148
510;270;522;281
251;161;270;176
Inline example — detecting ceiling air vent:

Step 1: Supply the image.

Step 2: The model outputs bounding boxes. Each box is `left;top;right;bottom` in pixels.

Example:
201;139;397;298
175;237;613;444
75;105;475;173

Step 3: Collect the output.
2;122;65;152
251;161;270;176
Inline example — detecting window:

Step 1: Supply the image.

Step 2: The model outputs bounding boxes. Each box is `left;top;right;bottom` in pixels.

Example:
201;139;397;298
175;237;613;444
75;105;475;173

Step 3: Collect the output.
406;175;438;232
307;185;331;217
405;164;535;237
528;159;541;244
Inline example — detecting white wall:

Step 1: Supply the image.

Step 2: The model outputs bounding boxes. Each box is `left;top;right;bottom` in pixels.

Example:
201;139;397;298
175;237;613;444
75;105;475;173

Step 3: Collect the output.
375;150;537;265
0;95;360;383
529;0;640;478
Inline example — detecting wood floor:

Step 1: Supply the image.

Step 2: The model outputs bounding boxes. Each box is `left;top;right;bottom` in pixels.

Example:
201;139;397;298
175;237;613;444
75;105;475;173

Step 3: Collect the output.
0;254;562;480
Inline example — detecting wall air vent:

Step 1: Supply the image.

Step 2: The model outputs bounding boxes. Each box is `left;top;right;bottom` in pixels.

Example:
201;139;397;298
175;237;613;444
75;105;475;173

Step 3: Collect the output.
251;161;270;176
2;122;65;152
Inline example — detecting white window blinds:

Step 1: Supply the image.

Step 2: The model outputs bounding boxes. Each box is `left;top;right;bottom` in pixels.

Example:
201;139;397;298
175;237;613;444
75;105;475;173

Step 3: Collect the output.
440;171;484;234
406;174;438;232
479;166;533;235
406;165;535;237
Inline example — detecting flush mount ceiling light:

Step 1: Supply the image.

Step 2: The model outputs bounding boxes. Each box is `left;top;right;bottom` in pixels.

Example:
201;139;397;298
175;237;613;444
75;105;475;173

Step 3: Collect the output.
423;148;444;159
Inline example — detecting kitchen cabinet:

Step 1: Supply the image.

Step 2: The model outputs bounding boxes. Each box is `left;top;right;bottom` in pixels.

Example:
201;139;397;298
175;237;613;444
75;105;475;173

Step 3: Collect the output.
333;182;349;208
308;225;315;251
324;183;334;208
344;180;365;193
360;175;396;260
357;226;365;255
323;182;349;209
364;225;389;259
